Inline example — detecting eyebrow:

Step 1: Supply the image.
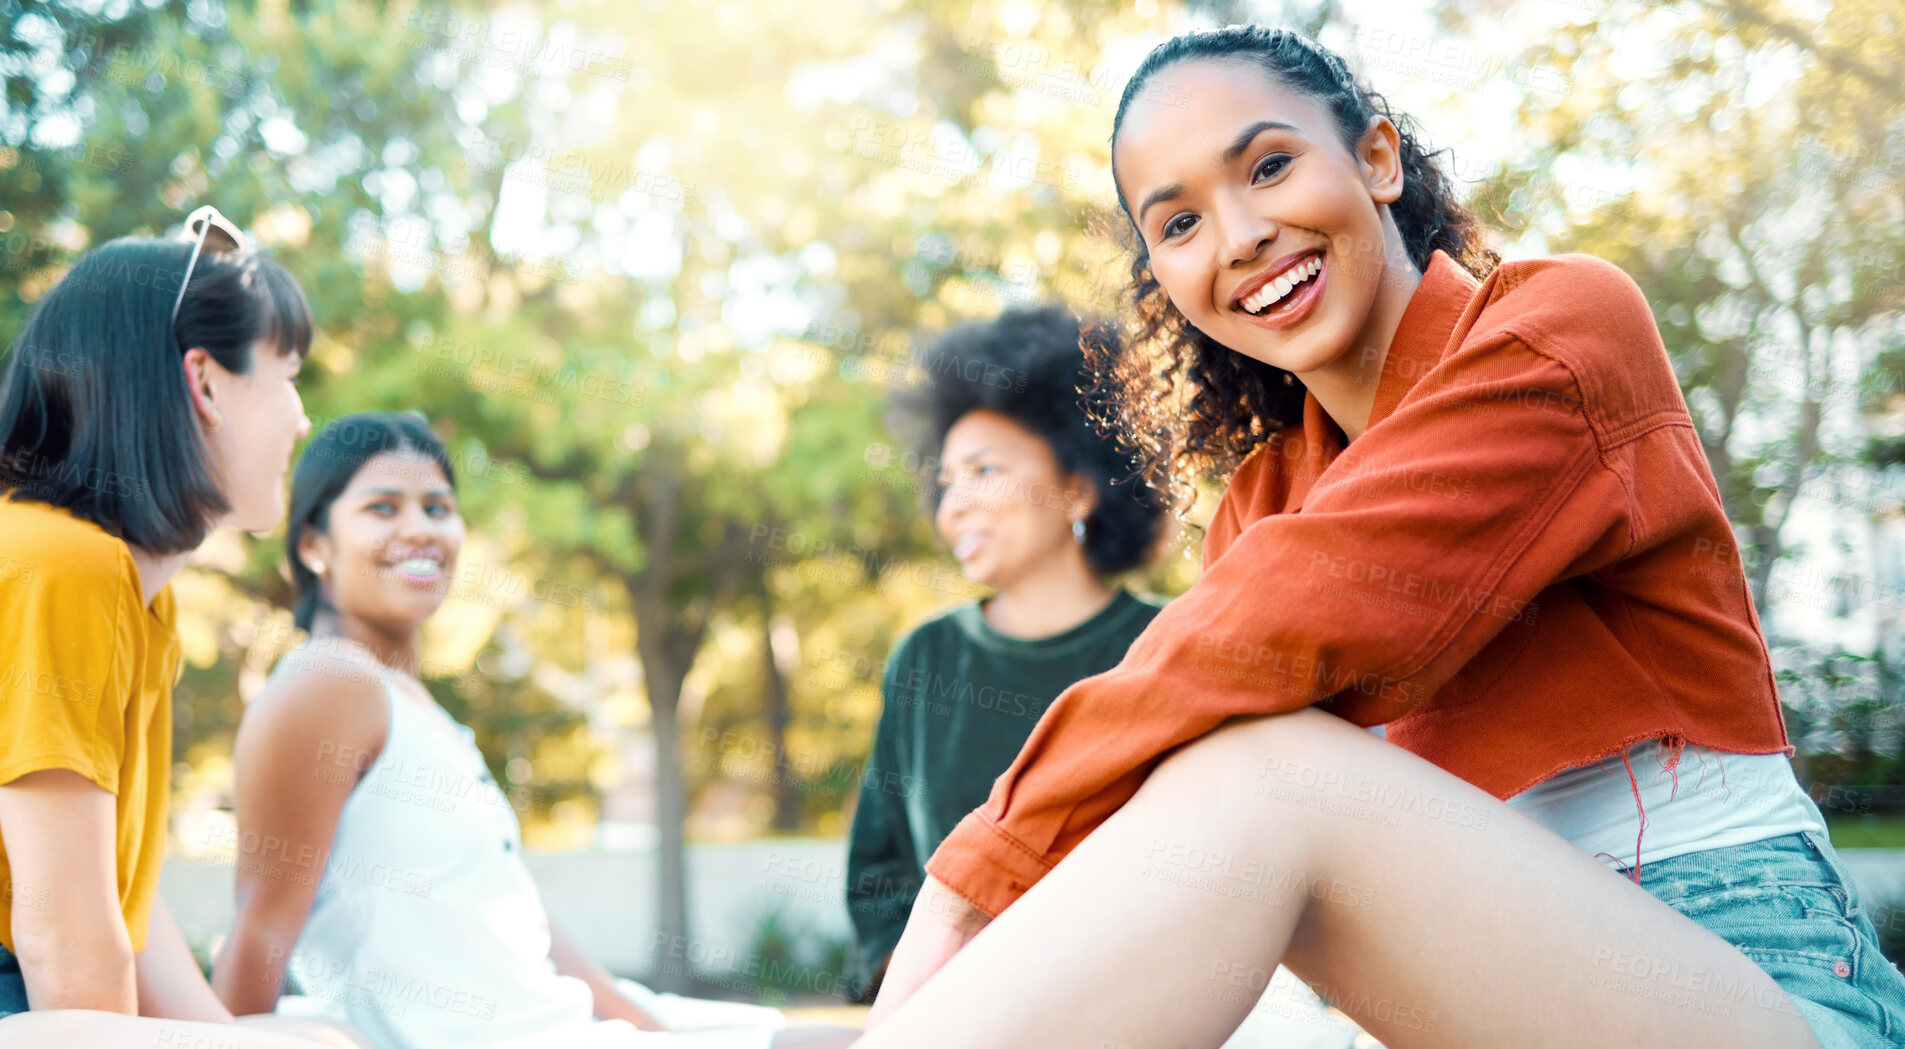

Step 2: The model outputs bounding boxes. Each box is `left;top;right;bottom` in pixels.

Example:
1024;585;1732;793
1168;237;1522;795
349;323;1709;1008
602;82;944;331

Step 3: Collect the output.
938;447;995;472
358;487;455;499
1135;120;1305;226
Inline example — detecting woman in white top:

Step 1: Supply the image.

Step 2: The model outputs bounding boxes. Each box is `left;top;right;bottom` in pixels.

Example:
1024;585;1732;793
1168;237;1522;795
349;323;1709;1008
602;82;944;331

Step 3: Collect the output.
211;413;856;1049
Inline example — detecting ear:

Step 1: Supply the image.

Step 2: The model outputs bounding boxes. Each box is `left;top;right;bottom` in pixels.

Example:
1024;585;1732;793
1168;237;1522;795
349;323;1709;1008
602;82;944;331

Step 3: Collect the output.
1064;471;1100;523
181;346;225;431
1358;114;1406;207
296;525;334;577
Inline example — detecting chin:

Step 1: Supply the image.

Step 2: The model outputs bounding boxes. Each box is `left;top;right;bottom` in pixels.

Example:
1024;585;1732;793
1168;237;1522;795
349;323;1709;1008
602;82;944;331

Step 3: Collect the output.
400;602;444;627
1228;322;1350;374
231;504;286;534
384;582;453;621
363;601;439;633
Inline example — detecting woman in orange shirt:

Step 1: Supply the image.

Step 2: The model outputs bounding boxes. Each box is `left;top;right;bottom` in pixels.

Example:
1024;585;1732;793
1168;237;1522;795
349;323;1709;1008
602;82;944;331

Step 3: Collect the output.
863;26;1905;1049
0;212;354;1048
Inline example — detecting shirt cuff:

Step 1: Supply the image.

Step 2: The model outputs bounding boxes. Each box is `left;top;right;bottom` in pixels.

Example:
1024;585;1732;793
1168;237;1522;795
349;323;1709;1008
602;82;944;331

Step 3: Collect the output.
923;809;1057;920
0;752;114;795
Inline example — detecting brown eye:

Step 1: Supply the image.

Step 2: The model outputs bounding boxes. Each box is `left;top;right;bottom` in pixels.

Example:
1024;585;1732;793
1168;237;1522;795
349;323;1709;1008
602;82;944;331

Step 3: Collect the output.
1252;154;1293;183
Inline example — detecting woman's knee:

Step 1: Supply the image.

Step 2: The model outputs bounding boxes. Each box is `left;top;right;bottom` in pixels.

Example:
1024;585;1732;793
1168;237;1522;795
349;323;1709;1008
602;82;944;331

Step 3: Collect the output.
1152;708;1374;787
1131;711;1355;838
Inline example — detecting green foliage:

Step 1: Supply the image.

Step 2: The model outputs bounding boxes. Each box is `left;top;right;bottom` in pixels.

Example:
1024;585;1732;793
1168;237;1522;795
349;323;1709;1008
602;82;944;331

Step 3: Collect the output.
736;903;854;1005
1776;646;1905;790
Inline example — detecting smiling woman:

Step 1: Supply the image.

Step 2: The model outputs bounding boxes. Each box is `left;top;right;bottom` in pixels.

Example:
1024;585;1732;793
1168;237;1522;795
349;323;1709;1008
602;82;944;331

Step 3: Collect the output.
213;413;859;1049
859;25;1905;1049
844;304;1171;1000
1097;30;1498;513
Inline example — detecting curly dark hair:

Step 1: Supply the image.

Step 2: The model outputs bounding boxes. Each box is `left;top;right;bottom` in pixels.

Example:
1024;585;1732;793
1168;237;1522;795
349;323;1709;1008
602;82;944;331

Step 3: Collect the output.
892;303;1170;578
1094;24;1501;509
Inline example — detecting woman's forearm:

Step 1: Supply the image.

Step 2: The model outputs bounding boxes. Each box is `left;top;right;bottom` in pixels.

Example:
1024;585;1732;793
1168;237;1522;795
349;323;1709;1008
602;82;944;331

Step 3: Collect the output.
135;897;236;1021
547;920;666;1030
211;914;298;1018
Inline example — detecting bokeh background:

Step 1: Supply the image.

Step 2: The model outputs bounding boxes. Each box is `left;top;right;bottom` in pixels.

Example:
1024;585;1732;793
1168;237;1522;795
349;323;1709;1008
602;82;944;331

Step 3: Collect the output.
1;0;1900;996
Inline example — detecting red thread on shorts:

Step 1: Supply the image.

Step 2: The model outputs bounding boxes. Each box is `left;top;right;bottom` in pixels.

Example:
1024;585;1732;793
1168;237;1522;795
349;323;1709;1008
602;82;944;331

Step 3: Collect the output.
1657;735;1685;801
1619;735;1686;883
1620;746;1647;884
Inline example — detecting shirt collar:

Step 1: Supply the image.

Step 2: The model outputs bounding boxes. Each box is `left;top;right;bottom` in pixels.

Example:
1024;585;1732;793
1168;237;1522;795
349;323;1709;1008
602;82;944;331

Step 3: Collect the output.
1298;248;1482;458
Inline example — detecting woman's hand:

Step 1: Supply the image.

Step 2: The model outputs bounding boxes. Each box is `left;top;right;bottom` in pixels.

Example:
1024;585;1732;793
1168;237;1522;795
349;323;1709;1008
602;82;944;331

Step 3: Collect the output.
546;919;669;1031
864;874;990;1029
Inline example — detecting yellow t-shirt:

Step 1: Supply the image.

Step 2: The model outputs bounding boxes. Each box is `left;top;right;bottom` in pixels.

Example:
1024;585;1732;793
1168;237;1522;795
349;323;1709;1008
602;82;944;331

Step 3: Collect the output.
0;495;179;953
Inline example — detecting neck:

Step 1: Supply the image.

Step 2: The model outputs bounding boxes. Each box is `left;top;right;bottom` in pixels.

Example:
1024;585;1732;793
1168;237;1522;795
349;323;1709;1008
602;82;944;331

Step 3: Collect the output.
127;546;193;609
983;552;1117;640
309;609;424;677
1295;224;1423;445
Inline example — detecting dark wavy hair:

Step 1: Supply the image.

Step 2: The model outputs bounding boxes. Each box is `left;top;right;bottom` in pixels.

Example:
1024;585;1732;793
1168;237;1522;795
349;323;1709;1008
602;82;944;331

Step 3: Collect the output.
286;412;455;631
0;236;312;553
893;303;1169;578
1097;25;1500;508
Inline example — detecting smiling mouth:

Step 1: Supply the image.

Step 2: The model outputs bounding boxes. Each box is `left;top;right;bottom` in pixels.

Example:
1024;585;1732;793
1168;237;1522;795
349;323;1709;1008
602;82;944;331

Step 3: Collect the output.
1238;252;1325;316
386;556;444;584
953;534;985;561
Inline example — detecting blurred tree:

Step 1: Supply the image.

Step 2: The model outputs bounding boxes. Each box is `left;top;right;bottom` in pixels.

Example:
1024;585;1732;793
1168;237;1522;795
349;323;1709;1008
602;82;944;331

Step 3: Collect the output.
1441;0;1905;615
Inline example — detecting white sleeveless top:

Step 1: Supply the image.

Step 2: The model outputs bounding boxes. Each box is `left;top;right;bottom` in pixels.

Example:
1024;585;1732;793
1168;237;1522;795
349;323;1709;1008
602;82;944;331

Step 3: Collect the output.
288;668;665;1049
1505;737;1829;873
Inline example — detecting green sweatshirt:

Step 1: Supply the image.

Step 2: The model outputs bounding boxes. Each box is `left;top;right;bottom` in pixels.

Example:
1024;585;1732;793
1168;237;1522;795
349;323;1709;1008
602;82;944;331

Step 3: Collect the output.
844;588;1167;995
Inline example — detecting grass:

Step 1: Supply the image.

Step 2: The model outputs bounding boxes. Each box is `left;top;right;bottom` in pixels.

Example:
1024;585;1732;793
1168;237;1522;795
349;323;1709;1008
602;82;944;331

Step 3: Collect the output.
1825;813;1905;849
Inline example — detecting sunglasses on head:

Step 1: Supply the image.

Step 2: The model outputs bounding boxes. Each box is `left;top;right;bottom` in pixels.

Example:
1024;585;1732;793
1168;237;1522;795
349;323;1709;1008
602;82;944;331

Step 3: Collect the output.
169;204;248;333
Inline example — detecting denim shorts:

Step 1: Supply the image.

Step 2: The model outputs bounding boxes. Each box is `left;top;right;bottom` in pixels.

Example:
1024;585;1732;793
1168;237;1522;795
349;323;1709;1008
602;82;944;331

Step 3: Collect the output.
1615;830;1905;1048
0;942;24;1018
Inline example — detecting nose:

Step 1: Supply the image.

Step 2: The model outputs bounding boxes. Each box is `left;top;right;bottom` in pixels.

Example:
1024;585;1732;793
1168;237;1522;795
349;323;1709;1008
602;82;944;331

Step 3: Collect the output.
1215;192;1278;270
937;479;978;530
396;502;441;547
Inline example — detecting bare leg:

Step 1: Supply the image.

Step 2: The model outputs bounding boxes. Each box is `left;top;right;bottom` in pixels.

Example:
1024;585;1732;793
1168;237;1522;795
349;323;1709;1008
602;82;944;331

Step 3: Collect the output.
238;1012;374;1048
856;709;1825;1049
770;1026;862;1048
0;1010;341;1049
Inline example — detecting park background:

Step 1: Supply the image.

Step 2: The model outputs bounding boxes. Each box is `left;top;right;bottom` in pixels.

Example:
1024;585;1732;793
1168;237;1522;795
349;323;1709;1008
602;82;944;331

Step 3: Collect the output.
0;0;1901;1002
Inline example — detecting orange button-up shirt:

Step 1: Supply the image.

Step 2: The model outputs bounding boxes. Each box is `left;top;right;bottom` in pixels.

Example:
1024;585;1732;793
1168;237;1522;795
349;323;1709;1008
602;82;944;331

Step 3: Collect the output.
926;249;1794;918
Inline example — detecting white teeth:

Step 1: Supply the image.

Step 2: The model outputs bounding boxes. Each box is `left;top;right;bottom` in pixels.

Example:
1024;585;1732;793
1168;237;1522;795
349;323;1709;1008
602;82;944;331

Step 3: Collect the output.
1243;256;1323;315
394;557;441;579
954;535;983;560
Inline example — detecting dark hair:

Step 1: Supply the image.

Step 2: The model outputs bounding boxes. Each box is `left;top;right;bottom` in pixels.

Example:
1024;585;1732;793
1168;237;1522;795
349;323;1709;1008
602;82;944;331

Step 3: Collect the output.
1098;25;1500;509
893;303;1169;578
286;413;456;631
0;235;314;553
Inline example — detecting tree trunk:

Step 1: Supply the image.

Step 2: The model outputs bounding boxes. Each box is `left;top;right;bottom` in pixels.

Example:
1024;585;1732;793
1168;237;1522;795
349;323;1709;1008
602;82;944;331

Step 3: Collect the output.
626;446;703;993
641;644;692;992
761;597;801;832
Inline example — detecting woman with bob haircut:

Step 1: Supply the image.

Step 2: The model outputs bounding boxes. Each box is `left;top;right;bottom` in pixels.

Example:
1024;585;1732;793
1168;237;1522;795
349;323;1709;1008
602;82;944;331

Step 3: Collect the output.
860;25;1905;1049
0;209;358;1049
